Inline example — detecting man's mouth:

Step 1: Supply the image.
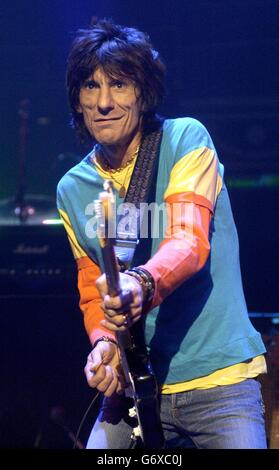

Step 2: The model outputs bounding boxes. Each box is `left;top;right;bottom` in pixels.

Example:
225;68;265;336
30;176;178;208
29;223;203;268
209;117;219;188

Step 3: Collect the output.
94;116;123;122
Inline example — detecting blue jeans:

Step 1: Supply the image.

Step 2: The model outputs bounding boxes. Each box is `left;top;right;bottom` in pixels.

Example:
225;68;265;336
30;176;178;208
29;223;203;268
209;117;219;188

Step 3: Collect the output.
86;378;267;449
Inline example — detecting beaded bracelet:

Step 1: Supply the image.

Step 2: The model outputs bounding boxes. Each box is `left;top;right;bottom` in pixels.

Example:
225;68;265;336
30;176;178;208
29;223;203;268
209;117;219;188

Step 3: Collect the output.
92;336;118;350
125;267;155;304
125;269;147;299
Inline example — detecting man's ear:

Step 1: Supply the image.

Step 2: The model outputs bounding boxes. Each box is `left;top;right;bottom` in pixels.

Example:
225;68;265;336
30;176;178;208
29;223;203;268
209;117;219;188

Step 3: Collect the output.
76;104;82;113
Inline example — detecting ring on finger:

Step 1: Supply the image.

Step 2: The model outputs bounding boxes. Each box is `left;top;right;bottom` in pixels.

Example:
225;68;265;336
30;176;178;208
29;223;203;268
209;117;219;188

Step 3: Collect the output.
122;313;130;326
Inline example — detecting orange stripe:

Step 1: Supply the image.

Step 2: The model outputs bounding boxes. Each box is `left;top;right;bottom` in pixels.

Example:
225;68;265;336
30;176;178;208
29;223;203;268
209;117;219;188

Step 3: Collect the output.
165;191;214;213
77;256;116;345
77;256;98;270
140;201;212;308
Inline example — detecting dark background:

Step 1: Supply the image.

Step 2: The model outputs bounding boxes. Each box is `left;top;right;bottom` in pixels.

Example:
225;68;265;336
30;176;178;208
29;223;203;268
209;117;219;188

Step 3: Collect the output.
0;0;278;448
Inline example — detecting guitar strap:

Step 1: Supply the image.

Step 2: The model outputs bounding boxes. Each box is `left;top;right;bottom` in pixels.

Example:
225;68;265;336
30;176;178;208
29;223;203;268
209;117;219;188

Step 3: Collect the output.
115;118;164;269
112;120;166;448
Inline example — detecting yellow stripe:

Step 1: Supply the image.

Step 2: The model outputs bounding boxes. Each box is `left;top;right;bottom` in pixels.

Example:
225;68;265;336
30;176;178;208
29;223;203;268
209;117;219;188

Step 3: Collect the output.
164;147;223;208
94;154;137;193
58;208;87;260
161;355;267;393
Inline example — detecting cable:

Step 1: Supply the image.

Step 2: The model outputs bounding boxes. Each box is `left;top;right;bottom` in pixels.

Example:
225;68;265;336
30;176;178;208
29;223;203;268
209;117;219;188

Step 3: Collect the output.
72;391;101;449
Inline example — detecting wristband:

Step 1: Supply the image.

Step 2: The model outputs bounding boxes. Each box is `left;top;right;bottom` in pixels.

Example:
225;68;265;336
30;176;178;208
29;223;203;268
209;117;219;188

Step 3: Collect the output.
92;336;117;350
125;267;155;304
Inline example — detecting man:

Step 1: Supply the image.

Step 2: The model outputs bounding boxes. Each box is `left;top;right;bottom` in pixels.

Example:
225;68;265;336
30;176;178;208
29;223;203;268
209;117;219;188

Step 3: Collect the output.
57;18;267;448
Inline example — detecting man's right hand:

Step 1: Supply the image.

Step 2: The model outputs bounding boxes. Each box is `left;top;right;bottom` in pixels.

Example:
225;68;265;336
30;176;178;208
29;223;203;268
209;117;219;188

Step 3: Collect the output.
84;341;125;397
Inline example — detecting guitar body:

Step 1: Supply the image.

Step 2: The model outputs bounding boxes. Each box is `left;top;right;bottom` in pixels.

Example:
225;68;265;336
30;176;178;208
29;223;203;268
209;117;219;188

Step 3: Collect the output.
117;321;165;448
95;181;165;449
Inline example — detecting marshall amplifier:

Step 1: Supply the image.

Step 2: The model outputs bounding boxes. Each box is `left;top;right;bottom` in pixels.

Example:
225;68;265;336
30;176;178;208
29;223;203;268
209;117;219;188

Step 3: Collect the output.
0;224;78;297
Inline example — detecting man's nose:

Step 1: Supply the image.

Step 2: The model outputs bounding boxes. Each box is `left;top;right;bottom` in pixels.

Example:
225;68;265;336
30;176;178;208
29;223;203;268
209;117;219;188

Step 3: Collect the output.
97;87;114;114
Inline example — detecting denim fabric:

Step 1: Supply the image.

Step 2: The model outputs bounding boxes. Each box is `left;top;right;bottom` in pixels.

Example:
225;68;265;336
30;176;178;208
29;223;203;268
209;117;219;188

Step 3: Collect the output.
86;378;267;449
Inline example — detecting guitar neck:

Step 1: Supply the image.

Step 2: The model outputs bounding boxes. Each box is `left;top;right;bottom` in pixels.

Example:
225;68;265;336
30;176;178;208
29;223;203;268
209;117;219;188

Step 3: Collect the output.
102;243;121;297
95;181;165;449
101;242;133;353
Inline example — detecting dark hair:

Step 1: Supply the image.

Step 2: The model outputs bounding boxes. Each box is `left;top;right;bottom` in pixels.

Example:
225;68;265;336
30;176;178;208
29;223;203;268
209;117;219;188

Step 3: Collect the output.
66;18;166;143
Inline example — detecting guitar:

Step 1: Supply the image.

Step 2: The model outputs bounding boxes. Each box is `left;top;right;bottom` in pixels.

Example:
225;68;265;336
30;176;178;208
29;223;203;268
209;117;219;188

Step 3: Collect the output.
94;180;165;449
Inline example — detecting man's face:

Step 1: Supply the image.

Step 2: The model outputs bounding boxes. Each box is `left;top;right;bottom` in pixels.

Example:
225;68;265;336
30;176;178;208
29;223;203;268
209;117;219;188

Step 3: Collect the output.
77;68;142;147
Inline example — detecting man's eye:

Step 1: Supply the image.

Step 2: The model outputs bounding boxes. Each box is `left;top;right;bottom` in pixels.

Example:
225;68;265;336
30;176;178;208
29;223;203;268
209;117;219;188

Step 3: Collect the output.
84;80;97;89
112;81;124;89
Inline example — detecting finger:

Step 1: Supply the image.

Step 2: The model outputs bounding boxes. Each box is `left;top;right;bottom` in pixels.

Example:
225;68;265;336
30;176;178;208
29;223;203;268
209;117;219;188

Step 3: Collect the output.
88;357;103;374
117;313;131;328
116;376;126;394
103;300;137;317
121;314;141;328
103;289;135;311
86;363;107;388
129;293;143;308
131;313;142;324
87;349;102;372
103;369;119;397
100;319;129;332
103;294;123;310
103;307;123;319
104;312;129;326
90;342;117;367
103;378;118;397
95;365;114;393
119;289;134;306
103;312;141;330
121;312;141;327
129;305;142;317
96;275;109;299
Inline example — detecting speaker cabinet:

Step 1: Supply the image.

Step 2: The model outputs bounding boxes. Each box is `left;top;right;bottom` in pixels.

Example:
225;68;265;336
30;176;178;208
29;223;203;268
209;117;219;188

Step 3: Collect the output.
0;295;98;448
